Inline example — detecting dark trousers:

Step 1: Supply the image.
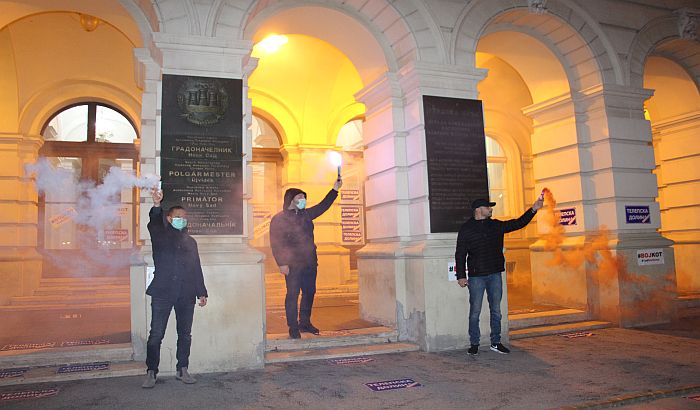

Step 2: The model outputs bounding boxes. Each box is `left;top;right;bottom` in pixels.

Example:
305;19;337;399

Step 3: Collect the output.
468;272;503;346
284;265;318;329
145;296;195;374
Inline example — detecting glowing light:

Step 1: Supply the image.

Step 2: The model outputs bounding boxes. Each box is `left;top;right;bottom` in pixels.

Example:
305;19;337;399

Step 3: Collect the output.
254;35;288;55
329;151;342;178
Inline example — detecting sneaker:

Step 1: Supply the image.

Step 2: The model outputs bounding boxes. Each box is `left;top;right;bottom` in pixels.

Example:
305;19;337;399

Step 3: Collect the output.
141;370;157;388
299;323;320;335
467;345;479;356
175;367;197;384
490;343;510;354
289;328;301;339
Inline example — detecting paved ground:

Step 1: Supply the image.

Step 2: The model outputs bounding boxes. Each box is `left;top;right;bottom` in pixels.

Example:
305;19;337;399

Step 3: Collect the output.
1;317;699;409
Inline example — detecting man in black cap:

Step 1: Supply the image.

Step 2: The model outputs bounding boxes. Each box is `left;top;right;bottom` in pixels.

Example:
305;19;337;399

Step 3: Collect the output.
455;196;543;356
270;177;342;339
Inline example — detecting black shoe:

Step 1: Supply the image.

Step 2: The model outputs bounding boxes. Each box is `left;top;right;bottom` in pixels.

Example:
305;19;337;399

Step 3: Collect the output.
490;343;510;354
299;323;320;335
289;328;301;339
467;345;479;356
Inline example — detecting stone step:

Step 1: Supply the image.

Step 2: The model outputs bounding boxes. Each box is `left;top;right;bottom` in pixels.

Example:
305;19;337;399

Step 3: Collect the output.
676;293;700;309
0;302;130;312
509;308;591;330
678;306;700;318
266;293;359;308
10;294;130;306
39;277;129;287
266;326;398;352
510;320;612;340
0;343;133;368
33;285;130;296
0;361;143;387
265;342;419;364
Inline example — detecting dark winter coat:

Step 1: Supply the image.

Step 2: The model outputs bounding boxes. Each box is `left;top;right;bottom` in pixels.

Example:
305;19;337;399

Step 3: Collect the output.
147;206;208;303
455;208;537;279
269;188;338;269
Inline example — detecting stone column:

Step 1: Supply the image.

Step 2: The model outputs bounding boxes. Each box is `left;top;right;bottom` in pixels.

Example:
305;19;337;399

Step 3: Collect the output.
652;111;700;294
0;134;43;305
526;84;676;327
130;35;265;373
357;62;495;351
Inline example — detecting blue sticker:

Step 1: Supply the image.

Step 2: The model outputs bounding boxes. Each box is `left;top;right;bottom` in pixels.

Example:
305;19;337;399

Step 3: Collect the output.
625;206;650;224
0;368;29;379
366;378;421;391
558;208;577;225
328;356;374;365
57;362;109;374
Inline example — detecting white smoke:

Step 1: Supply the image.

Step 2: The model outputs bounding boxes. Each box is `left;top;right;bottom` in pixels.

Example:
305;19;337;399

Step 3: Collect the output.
24;158;159;275
25;158;159;231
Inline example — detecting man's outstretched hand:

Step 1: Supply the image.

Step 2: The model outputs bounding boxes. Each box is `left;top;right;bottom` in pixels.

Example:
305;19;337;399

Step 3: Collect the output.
333;178;343;191
152;189;163;207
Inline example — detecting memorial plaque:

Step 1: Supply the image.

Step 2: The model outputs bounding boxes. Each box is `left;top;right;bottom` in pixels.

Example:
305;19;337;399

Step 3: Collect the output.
161;75;243;235
423;96;489;233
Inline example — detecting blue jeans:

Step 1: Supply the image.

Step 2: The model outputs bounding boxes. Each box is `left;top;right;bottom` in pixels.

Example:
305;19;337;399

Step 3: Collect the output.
284;265;318;329
146;296;195;374
468;272;503;346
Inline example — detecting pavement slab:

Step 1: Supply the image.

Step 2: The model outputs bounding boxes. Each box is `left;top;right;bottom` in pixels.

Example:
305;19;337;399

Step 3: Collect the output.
0;319;698;410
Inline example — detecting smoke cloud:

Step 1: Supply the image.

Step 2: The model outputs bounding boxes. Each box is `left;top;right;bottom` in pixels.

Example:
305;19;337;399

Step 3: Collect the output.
25;158;159;275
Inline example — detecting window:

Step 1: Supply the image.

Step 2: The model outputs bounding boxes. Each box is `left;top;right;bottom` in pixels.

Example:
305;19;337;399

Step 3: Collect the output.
486;136;508;217
43;103;136;143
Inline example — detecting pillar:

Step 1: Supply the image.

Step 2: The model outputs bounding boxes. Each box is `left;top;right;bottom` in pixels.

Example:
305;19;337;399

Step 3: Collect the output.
130;35;266;373
357;62;498;351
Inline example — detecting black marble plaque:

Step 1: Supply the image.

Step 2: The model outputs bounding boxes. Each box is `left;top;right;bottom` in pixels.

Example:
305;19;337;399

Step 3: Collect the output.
423;96;489;233
160;74;243;235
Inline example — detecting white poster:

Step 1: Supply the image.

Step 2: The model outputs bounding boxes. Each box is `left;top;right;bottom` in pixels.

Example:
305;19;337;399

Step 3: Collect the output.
636;249;664;266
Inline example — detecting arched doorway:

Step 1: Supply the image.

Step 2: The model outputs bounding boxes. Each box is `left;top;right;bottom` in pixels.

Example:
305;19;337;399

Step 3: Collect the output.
645;51;700;303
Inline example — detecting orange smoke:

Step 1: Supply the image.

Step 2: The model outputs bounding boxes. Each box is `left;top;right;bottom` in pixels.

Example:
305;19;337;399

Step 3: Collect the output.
538;190;674;323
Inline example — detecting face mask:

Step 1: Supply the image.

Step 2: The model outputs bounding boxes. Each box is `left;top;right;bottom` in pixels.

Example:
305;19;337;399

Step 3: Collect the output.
171;217;187;230
296;198;306;210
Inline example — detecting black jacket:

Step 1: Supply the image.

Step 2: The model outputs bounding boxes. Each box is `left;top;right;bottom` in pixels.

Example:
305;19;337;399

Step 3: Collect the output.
269;188;338;268
147;206;207;303
455;208;537;279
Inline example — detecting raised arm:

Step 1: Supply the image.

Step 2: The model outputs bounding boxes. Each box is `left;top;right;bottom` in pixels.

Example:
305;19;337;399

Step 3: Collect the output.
306;185;340;220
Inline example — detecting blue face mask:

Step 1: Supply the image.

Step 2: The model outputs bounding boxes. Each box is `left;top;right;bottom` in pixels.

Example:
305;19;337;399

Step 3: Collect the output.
171;217;187;230
296;198;307;210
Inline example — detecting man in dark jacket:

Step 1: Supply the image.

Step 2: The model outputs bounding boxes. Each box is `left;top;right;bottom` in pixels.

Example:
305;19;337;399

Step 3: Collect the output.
455;196;543;356
270;178;342;339
142;188;208;388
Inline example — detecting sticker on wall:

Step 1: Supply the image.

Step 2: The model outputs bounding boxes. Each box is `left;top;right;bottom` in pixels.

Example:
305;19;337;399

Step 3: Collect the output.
448;261;457;281
49;207;78;228
636;249;664;266
557;208;577;225
625;205;650;224
60;339;110;347
104;229;129;242
365;378;422;391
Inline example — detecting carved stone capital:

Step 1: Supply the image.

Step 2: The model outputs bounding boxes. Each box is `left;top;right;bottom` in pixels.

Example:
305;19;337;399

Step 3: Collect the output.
528;0;547;15
675;8;700;40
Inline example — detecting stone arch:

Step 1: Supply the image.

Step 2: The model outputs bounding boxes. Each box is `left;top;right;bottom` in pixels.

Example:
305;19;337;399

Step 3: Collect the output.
19;79;141;136
453;0;622;92
226;0;438;69
628;14;700;91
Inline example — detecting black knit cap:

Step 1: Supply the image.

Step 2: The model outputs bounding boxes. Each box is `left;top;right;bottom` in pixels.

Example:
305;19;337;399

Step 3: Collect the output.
283;188;307;210
471;198;496;209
